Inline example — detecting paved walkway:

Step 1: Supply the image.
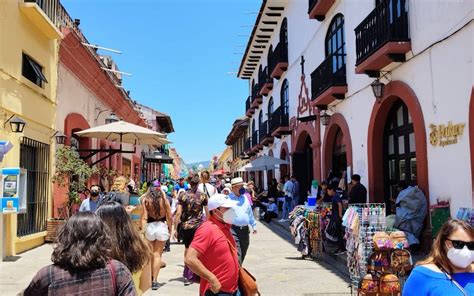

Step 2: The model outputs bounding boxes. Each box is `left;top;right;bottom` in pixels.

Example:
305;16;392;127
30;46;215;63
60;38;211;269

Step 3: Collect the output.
0;221;351;295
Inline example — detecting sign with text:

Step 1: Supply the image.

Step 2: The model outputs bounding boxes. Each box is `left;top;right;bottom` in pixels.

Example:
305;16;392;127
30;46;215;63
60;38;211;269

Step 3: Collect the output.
429;121;465;147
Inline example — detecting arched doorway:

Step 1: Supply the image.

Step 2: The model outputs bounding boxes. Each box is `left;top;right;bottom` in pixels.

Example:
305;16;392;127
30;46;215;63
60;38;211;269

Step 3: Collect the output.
367;81;429;209
292;134;313;204
280;143;289;179
383;100;416;214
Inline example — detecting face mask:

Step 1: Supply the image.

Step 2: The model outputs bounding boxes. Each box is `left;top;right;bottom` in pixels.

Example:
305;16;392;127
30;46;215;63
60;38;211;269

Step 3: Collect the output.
447;246;473;269
221;208;237;225
90;191;99;197
239;188;246;195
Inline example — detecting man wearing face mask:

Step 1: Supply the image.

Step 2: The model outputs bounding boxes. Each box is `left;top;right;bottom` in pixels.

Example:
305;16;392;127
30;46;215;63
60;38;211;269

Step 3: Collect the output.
228;177;257;264
79;185;102;213
185;194;239;296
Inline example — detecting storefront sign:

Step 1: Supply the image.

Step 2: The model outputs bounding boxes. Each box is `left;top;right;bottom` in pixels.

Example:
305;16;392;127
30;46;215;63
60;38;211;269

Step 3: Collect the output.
429;121;465;147
1;168;20;213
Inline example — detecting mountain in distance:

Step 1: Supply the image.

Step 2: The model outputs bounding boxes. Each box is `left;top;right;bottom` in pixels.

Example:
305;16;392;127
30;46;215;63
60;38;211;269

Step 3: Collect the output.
186;160;210;170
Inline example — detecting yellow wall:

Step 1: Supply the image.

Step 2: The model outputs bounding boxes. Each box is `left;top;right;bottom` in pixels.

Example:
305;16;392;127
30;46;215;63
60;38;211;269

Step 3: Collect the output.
0;0;59;255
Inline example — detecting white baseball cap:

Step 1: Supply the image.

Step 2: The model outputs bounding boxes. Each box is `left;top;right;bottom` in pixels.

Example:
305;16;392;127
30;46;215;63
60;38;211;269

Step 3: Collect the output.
208;194;238;211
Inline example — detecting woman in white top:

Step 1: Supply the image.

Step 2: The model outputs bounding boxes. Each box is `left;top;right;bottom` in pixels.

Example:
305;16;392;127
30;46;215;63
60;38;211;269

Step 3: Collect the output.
197;170;217;197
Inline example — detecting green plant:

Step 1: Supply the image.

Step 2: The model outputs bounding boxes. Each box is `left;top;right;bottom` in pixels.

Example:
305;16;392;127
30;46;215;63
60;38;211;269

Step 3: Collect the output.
52;146;97;218
138;181;148;196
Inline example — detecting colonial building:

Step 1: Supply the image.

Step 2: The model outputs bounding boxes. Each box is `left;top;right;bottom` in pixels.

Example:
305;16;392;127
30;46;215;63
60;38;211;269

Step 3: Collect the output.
54;5;146;218
0;0;62;256
234;0;473;217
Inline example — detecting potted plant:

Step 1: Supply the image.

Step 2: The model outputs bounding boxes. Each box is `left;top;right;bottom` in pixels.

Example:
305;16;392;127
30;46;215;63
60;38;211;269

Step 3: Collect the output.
46;146;96;241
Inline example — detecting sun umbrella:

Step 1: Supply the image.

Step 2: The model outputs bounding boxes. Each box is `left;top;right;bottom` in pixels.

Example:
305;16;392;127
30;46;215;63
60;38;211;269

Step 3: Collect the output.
238;155;289;172
143;151;174;164
75;121;171;145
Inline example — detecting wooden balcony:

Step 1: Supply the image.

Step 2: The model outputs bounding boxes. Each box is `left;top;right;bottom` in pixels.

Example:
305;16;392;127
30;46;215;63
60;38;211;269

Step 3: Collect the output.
355;0;410;77
251;84;263;108
245;96;255;118
244;138;252;154
251;130;262;153
269;106;290;138
308;0;335;21
310;53;347;108
258;66;273;96
269;42;288;79
259;120;274;146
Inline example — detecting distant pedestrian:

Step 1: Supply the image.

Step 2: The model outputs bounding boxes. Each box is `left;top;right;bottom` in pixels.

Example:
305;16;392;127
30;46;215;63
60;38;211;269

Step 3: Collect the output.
198;170;217;198
97;202;152;295
185;194;239;296
108;176;131;206
317;181;331;203
173;177;187;198
327;183;345;254
24;212;135;296
291;175;300;208
228;177;257;264
280;175;294;222
141;187;172;290
348;174;367;204
79;185;102;213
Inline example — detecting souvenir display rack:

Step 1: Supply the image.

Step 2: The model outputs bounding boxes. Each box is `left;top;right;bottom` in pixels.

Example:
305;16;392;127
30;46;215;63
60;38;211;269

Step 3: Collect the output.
343;203;387;294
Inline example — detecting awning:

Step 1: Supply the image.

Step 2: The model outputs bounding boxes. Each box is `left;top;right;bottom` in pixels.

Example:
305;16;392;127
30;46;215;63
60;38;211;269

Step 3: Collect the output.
144;151;173;164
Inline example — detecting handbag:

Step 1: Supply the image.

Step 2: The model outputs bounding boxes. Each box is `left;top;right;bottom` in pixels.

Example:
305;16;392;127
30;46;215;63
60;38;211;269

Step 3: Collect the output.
214;224;260;296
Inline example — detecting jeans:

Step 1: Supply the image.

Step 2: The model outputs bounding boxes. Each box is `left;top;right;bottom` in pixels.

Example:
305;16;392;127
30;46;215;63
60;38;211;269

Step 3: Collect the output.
231;225;250;264
282;197;292;220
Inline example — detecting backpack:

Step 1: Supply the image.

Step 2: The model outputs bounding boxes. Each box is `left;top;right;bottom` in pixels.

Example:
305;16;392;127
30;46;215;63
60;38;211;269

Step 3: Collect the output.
390;249;413;275
368;250;390;272
373;232;392;250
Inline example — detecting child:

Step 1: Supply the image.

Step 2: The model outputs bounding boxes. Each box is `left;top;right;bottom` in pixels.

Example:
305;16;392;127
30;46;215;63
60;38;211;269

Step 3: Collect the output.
261;198;278;223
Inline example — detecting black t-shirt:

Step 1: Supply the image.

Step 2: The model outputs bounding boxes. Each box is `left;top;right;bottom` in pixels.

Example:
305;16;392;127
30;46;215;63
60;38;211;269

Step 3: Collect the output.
349;182;367;204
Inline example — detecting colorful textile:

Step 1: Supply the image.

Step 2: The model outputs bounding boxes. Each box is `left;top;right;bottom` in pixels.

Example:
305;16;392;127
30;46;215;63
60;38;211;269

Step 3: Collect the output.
178;189;208;230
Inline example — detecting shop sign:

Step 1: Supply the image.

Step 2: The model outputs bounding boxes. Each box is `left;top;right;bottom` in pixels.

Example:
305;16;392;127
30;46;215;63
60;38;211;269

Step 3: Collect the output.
1;167;20;213
429;121;465;147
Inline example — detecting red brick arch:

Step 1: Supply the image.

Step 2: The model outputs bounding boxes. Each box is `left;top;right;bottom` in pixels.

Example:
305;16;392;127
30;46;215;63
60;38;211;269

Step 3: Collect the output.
367;80;429;203
322;113;353;178
64;113;91;148
279;141;290;177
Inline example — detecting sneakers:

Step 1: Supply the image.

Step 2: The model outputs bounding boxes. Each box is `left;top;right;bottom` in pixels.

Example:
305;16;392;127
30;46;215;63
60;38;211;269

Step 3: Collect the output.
183;278;192;286
151;281;159;290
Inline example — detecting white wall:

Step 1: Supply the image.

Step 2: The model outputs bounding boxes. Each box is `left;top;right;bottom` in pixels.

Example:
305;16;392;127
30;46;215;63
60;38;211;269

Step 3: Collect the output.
243;0;473;215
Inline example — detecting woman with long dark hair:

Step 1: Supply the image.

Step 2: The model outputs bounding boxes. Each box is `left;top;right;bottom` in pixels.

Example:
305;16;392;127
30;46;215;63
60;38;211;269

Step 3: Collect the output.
97;202;152;295
24;212;135;295
141;187;172;290
404;219;473;295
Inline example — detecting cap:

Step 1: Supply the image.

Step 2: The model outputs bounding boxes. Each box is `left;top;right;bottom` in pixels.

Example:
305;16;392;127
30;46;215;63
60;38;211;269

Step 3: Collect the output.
230;177;244;186
208;194;238;211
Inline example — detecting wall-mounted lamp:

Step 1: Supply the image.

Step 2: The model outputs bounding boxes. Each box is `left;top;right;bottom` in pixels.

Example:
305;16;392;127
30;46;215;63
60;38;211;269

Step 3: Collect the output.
320;111;331;126
4;115;26;133
51;131;67;145
105;112;119;124
371;79;385;103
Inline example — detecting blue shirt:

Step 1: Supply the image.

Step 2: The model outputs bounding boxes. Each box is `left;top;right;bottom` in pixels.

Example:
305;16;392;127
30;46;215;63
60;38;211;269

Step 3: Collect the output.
228;192;257;229
403;266;474;296
79;198;99;213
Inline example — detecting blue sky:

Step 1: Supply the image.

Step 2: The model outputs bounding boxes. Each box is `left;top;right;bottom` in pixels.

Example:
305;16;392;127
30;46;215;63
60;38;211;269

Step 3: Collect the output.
61;0;260;163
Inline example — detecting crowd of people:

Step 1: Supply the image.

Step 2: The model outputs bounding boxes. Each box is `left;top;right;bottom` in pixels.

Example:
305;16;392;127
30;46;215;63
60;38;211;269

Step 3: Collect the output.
22;171;473;295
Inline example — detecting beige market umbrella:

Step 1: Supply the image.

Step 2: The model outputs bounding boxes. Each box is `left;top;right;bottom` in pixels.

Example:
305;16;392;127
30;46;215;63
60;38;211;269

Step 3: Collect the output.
238;155;289;172
75;121;171;145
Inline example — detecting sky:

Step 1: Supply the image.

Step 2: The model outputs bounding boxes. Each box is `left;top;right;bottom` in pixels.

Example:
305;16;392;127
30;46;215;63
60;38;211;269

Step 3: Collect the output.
61;0;260;164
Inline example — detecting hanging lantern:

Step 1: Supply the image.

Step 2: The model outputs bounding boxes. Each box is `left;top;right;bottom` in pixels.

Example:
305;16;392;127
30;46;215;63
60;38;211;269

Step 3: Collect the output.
371;79;385;102
320;111;331;126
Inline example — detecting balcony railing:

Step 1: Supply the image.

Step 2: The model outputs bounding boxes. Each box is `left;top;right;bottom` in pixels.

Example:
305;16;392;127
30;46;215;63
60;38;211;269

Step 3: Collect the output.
268;42;288;77
270;106;289;134
355;0;409;65
259;121;269;144
258;66;272;93
252;84;261;102
26;0;58;25
311;53;347;99
252;130;259;148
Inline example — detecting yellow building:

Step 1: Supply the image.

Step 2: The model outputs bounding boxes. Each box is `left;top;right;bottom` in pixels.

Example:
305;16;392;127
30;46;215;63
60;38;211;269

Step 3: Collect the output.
0;0;62;257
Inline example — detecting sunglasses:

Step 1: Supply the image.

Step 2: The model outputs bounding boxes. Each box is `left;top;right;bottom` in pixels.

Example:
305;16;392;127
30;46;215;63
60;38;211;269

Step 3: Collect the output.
447;239;474;250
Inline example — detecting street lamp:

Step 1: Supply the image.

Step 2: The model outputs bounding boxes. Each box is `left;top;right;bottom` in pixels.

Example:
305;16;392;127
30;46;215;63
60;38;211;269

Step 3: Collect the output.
4;116;26;133
371;79;385;102
320;111;331;126
54;131;67;145
105;112;119;124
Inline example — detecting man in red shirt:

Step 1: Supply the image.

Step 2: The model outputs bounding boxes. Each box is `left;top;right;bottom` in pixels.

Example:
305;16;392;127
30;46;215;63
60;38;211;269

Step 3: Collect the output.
185;194;240;296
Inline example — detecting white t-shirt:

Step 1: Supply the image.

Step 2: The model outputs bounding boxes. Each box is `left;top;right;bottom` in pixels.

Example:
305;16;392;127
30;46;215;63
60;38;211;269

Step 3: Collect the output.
198;183;217;197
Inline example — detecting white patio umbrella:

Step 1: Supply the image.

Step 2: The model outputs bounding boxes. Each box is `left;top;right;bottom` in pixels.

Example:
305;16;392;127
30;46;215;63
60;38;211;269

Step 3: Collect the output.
238;155;289;172
75;120;171;145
